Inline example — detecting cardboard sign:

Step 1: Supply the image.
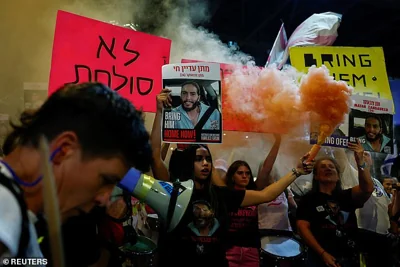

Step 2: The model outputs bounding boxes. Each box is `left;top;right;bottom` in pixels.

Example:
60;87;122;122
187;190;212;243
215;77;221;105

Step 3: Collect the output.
182;59;237;83
49;10;171;112
162;63;222;143
290;46;393;101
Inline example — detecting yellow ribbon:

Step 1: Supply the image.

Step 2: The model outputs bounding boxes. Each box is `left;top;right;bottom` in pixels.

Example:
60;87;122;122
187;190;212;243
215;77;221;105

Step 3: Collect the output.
37;236;44;244
135;174;155;200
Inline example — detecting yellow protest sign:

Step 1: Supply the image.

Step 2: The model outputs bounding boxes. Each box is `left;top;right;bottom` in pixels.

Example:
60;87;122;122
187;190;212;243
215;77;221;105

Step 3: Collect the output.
290;46;393;101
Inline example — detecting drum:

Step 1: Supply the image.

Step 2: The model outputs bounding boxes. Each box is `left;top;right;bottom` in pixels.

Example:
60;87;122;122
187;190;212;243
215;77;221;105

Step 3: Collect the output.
120;235;157;267
145;214;160;244
260;235;306;267
146;214;159;231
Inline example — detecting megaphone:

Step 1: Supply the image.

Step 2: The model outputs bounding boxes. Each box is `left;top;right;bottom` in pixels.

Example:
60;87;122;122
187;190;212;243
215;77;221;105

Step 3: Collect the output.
118;168;194;232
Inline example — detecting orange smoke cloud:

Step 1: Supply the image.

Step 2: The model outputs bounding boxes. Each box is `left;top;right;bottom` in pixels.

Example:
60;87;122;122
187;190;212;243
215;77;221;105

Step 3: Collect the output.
218;62;353;147
299;65;353;161
224;66;307;134
299;65;353;128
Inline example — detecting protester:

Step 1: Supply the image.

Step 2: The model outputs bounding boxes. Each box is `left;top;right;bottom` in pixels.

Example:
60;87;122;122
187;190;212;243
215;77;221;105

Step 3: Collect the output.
355;152;394;267
0;82;152;265
257;135;297;234
296;140;373;267
151;89;315;267
224;134;282;267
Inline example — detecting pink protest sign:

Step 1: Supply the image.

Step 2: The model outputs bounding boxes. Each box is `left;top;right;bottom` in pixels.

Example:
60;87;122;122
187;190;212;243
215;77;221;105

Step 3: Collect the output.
49;10;171;112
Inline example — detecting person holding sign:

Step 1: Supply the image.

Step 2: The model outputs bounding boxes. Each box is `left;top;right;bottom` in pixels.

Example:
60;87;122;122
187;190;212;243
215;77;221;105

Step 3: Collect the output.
296;139;373;267
151;89;315;267
359;115;391;153
355;152;397;267
171;81;220;130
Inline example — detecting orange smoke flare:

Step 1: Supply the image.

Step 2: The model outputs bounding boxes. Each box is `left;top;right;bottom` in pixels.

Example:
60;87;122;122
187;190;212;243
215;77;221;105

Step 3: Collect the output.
224;66;307;134
308;144;322;162
307;123;331;162
299;66;353;162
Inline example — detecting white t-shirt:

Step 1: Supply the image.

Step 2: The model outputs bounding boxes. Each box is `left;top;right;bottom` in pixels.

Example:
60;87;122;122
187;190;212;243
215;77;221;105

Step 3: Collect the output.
0;162;45;266
356;178;391;234
258;190;292;231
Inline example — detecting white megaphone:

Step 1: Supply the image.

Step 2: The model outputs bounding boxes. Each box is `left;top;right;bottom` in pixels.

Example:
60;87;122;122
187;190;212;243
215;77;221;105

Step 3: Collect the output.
118;168;193;232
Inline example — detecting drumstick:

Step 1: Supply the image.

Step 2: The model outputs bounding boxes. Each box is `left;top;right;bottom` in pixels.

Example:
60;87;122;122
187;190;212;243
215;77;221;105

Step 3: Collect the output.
39;136;65;267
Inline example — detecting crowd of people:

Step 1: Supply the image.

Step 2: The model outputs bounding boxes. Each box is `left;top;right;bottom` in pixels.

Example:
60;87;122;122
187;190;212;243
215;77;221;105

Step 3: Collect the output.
0;82;399;267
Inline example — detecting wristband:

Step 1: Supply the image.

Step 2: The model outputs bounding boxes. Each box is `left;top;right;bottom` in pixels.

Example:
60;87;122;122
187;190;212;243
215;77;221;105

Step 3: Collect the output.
292;168;301;178
320;250;326;257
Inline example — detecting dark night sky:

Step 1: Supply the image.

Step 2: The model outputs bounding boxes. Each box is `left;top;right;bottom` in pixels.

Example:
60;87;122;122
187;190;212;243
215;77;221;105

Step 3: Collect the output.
200;0;400;78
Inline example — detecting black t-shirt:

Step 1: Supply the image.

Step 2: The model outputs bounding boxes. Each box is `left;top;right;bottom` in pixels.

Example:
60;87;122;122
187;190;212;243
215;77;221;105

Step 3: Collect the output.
158;185;245;267
226;205;260;248
296;189;361;258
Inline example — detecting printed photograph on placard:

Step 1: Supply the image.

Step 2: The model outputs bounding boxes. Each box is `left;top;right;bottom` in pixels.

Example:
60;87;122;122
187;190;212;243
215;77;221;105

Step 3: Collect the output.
161;63;222;144
348;96;394;154
309;113;349;148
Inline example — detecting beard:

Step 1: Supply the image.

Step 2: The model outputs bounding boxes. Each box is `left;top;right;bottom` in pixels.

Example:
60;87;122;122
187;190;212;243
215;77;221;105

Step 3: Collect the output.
366;133;382;142
182;101;200;112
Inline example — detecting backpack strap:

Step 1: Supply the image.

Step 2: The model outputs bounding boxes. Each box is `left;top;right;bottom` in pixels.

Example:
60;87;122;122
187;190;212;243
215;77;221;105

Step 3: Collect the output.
0;174;30;258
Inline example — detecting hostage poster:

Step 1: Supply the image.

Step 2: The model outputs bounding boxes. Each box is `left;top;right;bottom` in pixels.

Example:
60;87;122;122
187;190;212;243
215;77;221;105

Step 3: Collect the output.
309;114;350;149
310;95;394;154
348;95;394;154
161;63;222;144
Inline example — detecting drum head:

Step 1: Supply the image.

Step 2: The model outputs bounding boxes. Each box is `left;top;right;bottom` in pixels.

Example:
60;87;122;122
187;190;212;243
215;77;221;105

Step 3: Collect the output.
261;235;302;258
121;236;157;255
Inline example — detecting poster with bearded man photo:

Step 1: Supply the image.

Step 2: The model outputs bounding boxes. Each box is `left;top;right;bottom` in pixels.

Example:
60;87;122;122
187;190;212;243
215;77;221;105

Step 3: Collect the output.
348;95;394;154
161;63;222;144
